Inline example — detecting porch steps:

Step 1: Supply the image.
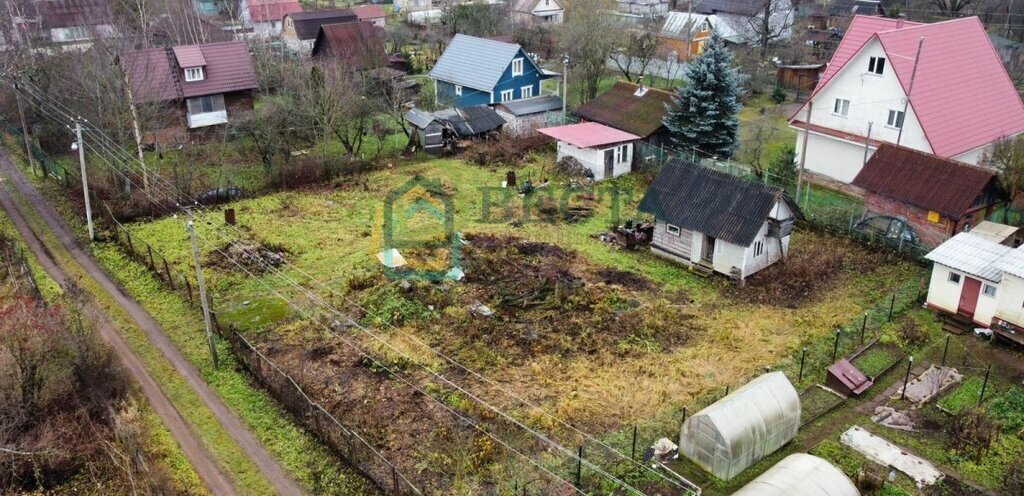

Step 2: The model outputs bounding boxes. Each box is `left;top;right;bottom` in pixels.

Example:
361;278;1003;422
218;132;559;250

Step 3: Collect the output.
689;261;714;277
940;313;974;335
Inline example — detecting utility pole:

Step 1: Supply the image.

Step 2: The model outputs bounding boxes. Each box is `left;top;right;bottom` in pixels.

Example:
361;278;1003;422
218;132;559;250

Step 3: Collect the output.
74;122;95;241
685;0;694;60
896;37;924;146
796;101;812;201
562;54;569;119
14;83;34;175
863;122;873;166
187;209;219;368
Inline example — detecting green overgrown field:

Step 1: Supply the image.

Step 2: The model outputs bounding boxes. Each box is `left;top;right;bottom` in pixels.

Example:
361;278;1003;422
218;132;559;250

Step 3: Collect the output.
124;156;920;436
2;146;380;495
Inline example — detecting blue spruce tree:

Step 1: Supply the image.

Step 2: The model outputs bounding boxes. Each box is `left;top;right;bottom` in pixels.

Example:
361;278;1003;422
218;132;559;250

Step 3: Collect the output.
663;33;742;158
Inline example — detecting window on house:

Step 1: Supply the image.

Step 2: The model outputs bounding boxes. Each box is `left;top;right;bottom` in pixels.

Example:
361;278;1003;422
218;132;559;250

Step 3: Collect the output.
186;94;225;115
754;240;764;257
948;272;961;284
833;98;850;117
868;56;886;75
614;144;630;163
500;89;514;102
66;26;90;40
521;85;533;99
887;109;905;129
983;284;998;298
184;67;205;82
666;224;681;236
511;58;524;77
455;85;462;96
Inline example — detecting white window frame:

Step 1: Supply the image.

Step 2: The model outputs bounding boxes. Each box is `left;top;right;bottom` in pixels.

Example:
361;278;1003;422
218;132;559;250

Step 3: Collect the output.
511;58;524;77
983;284;997;298
184;67;205;82
500;89;514;102
887;109;905;129
868;56;886;75
186;94;225;115
520;85;533;99
666;224;681;236
833;98;850;117
455;85;463;96
754;240;764;257
948;272;961;285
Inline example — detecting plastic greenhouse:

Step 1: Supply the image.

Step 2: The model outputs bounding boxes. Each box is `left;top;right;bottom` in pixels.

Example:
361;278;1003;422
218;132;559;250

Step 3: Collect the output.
732;453;860;496
678;372;800;480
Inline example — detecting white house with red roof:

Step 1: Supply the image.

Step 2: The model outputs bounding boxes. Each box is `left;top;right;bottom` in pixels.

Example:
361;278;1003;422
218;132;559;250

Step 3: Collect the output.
241;0;303;37
789;16;1024;185
539;122;640;180
350;5;386;28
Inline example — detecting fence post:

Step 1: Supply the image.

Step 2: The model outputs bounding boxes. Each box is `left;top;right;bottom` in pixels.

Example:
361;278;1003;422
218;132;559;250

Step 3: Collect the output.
124;227;134;253
941;334;950;367
575;446;583;488
888;294;896;322
900;356;914;400
631;425;637;461
146;244;156;270
861;313;868;343
185;276;194;306
392;466;399;494
163;259;174;289
978;364;992;407
798;347;807;382
832;329;841;363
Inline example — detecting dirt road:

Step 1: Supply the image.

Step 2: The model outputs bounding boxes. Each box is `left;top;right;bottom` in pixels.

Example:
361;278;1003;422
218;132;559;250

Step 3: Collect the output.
0;151;303;496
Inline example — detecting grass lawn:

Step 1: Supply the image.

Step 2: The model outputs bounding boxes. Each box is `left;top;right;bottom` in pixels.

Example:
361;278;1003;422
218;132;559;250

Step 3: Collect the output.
118;153;922;491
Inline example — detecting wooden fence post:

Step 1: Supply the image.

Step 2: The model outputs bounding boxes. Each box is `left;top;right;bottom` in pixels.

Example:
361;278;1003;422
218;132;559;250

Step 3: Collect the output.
145;244;156;270
163;258;174;289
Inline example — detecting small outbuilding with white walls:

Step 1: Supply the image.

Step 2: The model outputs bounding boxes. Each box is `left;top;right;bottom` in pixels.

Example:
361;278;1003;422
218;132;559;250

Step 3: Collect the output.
731;453;859;496
924;231;1012;327
538;122;639;181
678;372;801;481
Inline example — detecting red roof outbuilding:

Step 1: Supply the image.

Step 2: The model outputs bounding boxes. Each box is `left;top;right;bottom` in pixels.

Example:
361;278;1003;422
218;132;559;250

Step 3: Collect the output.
538;122;640;148
247;0;303;23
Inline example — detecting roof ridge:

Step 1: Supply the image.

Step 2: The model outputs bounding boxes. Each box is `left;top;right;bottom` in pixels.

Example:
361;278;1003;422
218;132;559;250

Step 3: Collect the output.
876;143;988;171
874;15;974;35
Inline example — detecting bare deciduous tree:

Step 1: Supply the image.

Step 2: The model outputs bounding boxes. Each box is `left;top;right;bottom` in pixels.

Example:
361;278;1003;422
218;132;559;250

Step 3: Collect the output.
559;0;620;103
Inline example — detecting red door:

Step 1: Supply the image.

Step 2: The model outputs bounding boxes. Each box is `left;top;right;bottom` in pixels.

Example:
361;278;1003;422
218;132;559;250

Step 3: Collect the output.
958;277;982;317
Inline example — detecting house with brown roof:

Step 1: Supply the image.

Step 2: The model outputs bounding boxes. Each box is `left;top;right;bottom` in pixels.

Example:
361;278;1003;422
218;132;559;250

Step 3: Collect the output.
120;41;259;141
36;0;117;49
350;4;386;28
311;22;387;70
851;144;1004;248
573;81;675;146
281;9;358;54
241;0;303;37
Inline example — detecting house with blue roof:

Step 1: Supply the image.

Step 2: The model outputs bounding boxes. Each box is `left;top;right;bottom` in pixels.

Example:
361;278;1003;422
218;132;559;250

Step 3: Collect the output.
429;34;559;108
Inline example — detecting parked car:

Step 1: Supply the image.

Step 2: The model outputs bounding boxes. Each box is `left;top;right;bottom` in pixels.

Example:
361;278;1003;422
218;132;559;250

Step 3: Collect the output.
855;215;921;247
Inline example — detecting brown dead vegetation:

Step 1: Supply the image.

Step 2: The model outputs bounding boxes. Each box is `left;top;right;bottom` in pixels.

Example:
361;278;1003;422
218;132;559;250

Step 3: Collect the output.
464;135;553;169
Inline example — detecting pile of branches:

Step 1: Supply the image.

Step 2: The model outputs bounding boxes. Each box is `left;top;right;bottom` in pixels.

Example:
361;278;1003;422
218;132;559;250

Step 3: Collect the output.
464;134;551;168
207;240;288;274
555;156;594;180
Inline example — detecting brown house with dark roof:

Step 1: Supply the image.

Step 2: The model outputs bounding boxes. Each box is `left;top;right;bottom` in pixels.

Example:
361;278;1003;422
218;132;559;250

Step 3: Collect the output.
281;9;357;54
311;22;387;70
121;41;258;142
37;0;117;47
852;144;1004;248
573;81;675;146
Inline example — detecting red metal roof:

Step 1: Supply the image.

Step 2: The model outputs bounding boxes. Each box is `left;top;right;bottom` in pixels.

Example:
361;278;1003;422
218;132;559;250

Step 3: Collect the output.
248;0;303;23
172;46;206;67
122;41;258;104
797;15;1024;158
538;122;640;148
350;4;386;20
852;144;997;218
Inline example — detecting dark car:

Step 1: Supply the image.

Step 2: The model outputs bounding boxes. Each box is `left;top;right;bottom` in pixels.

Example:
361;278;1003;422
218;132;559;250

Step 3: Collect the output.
854;215;921;247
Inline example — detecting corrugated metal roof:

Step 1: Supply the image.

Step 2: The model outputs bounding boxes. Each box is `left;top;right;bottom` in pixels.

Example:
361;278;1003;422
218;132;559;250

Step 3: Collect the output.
638;160;797;246
38;0;112;29
457;105;505;134
123;41;258;103
659;12;743;43
499;95;563;116
287;9;358;40
248;0;303;23
404;108;436;128
173;46;206;67
350;4;386;19
925;232;1011;282
997;246;1024;279
311;22;386;69
694;0;767;17
538;122;640;148
970;221;1021;244
429;34;529;92
851;144;997;218
573;81;673;138
732;454;859;496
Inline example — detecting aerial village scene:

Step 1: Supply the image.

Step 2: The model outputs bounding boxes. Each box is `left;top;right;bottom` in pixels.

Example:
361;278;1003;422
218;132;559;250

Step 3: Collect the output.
4;0;1024;495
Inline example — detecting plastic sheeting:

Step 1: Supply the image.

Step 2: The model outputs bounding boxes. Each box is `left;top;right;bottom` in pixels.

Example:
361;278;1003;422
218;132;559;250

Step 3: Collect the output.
678;372;801;480
731;453;860;496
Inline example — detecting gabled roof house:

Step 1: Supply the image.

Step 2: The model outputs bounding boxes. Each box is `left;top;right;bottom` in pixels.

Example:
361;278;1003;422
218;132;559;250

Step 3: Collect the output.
638;160;800;280
539;122;640;181
852;144;1003;248
281;9;358;53
573;81;675;145
350;4;386;27
37;0;117;48
429;34;559;108
311;22;387;70
511;0;564;26
790;16;1024;185
241;0;303;36
121;41;258;139
657;11;743;61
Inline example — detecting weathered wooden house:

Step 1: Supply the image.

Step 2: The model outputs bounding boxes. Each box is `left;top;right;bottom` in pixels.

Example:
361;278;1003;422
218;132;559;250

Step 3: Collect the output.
538;122;639;181
404;106;505;154
511;0;564;26
281;9;357;54
852;144;1003;248
638;160;800;280
311;22;387;70
573;81;674;146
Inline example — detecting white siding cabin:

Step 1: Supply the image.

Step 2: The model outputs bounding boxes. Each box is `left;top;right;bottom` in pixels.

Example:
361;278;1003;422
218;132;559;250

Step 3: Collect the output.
924;224;1024;348
638;161;800;281
538;122;639;181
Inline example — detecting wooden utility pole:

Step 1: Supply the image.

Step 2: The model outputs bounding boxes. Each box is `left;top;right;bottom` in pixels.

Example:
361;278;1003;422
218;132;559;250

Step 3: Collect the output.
187;208;219;368
863;121;873;166
14;83;34;175
562;55;569;118
896;37;924;146
75;122;95;241
796;101;812;201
